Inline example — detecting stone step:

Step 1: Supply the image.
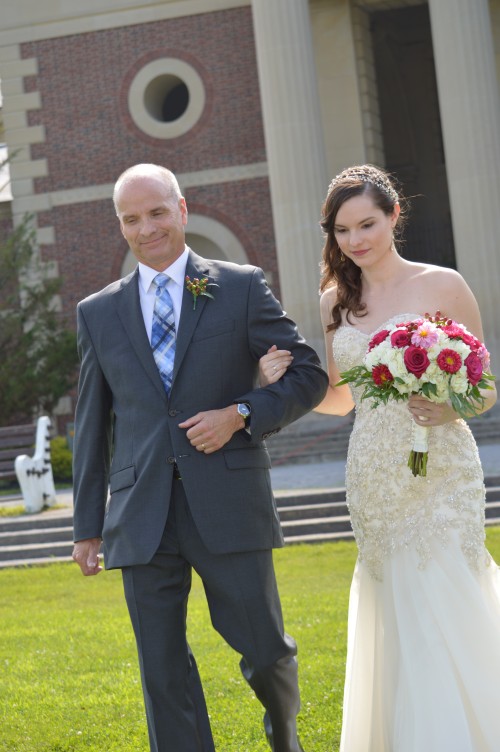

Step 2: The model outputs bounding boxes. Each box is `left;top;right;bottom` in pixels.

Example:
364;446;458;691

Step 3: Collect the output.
281;514;353;537
277;501;348;522
0;540;74;563
274;488;347;506
0;508;72;533
0;525;73;546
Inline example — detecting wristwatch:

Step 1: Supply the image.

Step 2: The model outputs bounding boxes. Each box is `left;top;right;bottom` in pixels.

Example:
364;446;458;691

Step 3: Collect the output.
236;402;252;426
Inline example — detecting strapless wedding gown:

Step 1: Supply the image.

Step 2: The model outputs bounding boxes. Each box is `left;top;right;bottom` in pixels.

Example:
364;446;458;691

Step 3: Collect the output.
334;315;500;752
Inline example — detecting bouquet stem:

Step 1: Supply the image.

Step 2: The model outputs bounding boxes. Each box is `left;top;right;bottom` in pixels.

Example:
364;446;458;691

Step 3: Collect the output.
408;423;429;477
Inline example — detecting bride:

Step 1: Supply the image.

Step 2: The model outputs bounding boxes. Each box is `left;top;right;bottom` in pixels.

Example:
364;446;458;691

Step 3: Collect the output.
260;164;500;751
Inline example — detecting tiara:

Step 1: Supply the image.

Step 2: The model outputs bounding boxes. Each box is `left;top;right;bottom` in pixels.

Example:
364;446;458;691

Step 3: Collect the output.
328;166;399;203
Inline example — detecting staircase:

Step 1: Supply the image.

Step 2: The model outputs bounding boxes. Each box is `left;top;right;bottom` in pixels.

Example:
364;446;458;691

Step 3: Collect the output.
1;476;499;568
0;505;74;567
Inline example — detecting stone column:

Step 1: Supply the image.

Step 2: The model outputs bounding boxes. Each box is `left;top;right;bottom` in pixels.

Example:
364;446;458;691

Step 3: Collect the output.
252;0;328;355
429;0;500;374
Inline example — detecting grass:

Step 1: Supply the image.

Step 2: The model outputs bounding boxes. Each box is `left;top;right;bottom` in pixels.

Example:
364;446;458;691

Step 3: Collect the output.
1;531;499;752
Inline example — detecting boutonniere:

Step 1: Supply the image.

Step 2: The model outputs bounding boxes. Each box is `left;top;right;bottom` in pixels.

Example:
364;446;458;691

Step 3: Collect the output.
185;275;216;310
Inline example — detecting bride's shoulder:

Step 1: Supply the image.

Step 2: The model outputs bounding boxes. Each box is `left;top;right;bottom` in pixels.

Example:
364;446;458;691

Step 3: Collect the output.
405;262;478;321
319;285;338;324
407;261;466;291
320;284;338;307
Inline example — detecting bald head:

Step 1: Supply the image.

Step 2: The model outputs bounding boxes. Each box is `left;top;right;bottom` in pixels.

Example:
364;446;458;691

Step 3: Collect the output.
113;164;182;213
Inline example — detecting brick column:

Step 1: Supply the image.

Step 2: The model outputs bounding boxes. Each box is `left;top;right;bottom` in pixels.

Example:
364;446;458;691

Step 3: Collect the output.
252;0;328;354
429;0;500;372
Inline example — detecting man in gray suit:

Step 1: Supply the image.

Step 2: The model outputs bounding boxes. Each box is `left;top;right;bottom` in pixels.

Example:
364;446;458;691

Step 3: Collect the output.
72;163;328;752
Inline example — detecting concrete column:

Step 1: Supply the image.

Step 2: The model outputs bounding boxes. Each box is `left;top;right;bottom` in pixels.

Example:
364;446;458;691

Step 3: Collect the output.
429;0;500;374
252;0;328;355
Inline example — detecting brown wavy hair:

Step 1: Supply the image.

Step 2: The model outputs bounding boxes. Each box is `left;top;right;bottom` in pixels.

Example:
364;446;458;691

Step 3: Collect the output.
319;164;406;331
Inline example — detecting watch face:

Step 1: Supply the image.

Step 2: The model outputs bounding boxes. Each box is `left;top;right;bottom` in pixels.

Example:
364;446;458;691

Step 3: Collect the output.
238;403;251;418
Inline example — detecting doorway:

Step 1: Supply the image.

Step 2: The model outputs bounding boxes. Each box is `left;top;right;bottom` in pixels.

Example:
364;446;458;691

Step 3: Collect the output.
371;3;456;267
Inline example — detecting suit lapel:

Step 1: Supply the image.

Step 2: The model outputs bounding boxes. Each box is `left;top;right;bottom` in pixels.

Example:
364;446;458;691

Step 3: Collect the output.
172;251;211;384
114;268;167;401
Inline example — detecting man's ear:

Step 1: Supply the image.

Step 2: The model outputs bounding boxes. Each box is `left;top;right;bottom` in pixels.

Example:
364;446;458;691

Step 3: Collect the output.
180;197;188;226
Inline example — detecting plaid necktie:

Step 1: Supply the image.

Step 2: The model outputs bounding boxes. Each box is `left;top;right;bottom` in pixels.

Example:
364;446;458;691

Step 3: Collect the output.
151;273;176;394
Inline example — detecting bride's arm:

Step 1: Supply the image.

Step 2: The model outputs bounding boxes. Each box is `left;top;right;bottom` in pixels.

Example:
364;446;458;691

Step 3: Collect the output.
313;288;354;416
258;288;354;415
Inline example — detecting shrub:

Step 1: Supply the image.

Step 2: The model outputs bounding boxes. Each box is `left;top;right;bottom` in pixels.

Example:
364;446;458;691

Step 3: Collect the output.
50;435;73;482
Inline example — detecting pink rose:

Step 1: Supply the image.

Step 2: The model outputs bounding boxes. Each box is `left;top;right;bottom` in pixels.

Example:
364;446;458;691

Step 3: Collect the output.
476;344;491;370
391;329;411;348
442;323;465;339
470;336;482;351
368;329;390;351
464;352;483;385
404;346;430;378
460;331;479;349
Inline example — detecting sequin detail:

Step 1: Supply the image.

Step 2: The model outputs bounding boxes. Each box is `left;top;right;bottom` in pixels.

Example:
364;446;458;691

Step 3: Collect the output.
334;314;488;582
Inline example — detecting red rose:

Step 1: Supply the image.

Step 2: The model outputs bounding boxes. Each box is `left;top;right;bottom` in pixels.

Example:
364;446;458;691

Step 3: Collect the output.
436;348;462;374
465;352;483;385
404;346;430;378
391;329;411;348
372;364;394;386
368;329;390;351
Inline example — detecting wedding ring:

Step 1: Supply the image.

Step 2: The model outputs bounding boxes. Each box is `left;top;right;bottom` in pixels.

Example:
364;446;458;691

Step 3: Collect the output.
418;415;428;422
201;443;206;449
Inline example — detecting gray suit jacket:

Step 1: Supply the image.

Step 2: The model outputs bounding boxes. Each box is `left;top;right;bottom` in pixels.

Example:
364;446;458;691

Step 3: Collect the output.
73;250;328;568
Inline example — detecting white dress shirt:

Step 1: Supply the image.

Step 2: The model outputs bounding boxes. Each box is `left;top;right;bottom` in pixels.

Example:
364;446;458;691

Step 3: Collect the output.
137;247;189;342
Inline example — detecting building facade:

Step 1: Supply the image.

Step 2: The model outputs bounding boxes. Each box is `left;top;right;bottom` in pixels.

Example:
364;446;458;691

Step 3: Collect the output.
1;0;500;427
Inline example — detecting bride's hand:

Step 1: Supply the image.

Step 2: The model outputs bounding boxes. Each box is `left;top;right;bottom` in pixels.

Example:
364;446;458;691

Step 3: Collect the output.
408;395;457;426
259;345;293;386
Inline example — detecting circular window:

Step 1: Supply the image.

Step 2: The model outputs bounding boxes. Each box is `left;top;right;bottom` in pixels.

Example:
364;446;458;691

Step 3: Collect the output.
128;58;205;139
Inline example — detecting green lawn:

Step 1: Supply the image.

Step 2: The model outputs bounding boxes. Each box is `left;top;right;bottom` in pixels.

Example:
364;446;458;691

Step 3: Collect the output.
1;531;499;752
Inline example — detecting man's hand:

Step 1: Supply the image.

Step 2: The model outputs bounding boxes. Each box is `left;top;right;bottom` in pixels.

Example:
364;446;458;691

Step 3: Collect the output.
72;537;103;576
179;405;244;454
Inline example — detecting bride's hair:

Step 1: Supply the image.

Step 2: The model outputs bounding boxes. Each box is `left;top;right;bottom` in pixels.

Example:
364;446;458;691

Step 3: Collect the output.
319;164;406;332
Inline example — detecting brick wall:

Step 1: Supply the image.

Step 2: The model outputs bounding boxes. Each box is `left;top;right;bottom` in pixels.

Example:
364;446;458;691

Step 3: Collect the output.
22;7;267;190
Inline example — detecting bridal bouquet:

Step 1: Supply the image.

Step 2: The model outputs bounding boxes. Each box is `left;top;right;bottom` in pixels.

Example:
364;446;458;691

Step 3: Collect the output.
337;312;495;477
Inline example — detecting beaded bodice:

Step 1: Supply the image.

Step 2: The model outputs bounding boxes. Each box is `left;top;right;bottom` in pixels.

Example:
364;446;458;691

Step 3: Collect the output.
333;315;487;581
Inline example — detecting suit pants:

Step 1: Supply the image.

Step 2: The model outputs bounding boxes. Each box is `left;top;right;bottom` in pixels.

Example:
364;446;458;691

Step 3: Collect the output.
121;477;303;752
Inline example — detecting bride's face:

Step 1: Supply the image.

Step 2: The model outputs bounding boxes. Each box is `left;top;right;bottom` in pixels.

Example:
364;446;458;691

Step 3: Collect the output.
333;193;399;268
